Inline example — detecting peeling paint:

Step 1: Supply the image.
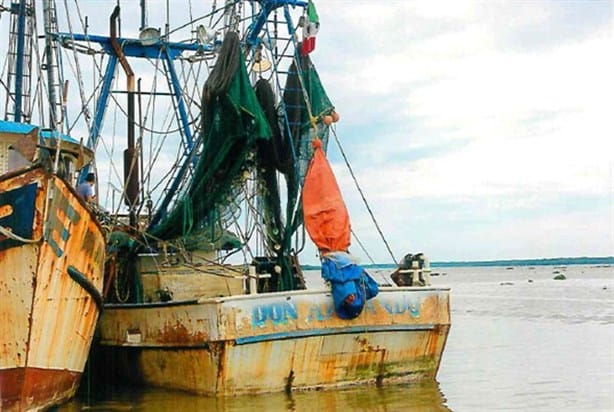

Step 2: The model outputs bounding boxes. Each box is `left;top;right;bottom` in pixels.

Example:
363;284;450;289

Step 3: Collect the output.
0;168;105;411
97;287;450;395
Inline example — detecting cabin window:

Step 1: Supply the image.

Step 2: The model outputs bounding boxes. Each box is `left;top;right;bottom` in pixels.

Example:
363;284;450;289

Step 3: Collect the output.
8;146;31;171
1;139;31;174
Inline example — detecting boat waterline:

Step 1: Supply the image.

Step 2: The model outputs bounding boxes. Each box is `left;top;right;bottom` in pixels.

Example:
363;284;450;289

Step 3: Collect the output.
93;287;450;395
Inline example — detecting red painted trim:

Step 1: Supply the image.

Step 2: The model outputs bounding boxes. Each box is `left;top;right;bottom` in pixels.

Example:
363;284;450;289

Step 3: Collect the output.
0;367;81;411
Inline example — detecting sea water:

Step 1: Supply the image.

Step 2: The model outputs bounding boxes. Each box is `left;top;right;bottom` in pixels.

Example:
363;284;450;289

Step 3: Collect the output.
57;265;614;411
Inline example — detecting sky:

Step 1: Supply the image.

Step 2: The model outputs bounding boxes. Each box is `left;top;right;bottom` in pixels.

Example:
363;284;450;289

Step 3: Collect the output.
1;0;613;264
310;1;614;263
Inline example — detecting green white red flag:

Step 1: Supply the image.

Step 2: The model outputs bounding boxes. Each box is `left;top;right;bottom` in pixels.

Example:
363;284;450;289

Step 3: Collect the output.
301;1;319;56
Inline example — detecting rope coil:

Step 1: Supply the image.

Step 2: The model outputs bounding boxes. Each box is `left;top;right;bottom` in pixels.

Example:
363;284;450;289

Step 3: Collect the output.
0;224;42;244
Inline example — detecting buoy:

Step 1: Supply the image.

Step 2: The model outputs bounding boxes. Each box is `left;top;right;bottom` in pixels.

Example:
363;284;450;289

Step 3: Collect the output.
331;111;340;122
323;115;333;125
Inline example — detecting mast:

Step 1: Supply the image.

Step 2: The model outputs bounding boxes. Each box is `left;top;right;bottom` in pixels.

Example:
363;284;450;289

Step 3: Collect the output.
42;0;63;128
140;0;146;31
5;0;35;123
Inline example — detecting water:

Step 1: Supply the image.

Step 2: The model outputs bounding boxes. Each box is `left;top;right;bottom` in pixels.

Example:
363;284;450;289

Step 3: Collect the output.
437;265;613;411
56;265;614;411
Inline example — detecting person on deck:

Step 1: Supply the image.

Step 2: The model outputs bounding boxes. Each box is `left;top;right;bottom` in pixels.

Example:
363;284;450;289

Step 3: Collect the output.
77;172;97;203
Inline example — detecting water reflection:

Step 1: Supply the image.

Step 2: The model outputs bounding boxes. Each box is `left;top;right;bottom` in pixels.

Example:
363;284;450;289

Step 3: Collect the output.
57;379;450;411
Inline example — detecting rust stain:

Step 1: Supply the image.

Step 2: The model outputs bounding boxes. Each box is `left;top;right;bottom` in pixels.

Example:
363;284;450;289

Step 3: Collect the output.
96;286;450;396
159;321;208;344
1;168;104;409
215;341;227;392
0;366;80;411
354;335;385;353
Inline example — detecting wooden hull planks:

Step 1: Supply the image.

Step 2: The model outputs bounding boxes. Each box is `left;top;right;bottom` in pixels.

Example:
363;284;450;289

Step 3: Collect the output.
0;167;105;411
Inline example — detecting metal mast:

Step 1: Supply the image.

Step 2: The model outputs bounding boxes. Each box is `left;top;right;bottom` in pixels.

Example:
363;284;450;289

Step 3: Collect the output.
5;0;35;123
42;0;63;129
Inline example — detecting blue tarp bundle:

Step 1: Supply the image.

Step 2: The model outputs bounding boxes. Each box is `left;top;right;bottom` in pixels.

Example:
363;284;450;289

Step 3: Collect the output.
321;252;379;319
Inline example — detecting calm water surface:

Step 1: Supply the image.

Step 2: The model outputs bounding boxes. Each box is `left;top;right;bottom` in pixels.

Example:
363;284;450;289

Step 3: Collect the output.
56;265;614;411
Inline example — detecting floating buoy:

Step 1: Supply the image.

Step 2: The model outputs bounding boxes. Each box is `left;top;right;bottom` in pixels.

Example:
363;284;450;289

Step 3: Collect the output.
322;115;333;125
331;111;340;122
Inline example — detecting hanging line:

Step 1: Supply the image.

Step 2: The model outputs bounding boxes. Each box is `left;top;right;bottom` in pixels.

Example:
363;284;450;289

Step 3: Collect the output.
350;228;376;265
63;0;92;131
330;126;398;266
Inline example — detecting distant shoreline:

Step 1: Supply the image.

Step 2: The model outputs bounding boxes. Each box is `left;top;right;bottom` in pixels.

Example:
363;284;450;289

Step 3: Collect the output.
429;256;614;268
301;256;614;270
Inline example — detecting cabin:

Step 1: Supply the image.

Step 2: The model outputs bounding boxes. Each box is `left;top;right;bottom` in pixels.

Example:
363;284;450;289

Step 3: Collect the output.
0;120;92;182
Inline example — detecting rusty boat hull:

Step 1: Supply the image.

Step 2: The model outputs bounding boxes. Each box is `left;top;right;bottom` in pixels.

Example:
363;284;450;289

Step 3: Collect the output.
95;286;450;395
0;167;105;411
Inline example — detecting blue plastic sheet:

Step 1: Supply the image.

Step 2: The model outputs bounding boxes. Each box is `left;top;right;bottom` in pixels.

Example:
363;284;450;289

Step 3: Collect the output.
321;252;379;319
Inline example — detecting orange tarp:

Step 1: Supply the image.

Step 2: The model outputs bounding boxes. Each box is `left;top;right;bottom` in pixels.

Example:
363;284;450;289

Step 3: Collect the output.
302;139;350;252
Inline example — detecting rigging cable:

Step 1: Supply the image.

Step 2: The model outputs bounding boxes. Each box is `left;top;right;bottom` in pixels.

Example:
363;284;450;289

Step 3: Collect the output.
350;228;376;265
63;0;92;130
330;126;398;265
29;9;46;126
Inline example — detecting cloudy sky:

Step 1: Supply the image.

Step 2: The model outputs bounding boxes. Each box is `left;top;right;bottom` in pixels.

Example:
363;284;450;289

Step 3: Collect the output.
309;1;614;263
3;0;612;264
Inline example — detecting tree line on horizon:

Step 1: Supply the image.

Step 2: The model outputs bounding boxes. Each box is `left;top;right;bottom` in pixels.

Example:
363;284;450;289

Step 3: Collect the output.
301;256;614;270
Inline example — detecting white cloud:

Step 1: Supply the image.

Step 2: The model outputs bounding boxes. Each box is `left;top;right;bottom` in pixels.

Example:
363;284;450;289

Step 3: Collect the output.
1;1;612;263
312;2;614;262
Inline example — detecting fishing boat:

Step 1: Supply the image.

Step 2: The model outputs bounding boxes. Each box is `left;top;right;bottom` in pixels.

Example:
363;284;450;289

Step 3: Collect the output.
0;1;106;410
47;0;450;396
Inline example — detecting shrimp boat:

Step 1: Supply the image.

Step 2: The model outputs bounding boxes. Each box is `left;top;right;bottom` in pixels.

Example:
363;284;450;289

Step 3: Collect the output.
49;0;450;396
0;1;105;410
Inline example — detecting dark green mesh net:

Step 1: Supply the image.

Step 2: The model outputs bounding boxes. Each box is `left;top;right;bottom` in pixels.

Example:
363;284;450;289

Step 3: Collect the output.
148;32;271;240
254;52;334;291
148;35;334;292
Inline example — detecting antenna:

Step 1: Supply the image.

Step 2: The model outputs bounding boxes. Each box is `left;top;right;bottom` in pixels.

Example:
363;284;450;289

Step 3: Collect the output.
140;0;147;31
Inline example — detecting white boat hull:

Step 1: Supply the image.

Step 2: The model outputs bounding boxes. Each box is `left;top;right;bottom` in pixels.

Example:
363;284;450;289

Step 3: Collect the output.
95;287;450;395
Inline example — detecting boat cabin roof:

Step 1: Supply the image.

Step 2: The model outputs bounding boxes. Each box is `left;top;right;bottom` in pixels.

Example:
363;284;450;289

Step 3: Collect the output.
0;120;93;172
0;120;80;145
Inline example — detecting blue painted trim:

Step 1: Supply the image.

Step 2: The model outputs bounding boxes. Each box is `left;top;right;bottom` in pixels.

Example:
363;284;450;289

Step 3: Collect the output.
0;182;37;252
246;0;307;46
104;299;200;309
164;49;194;152
147;144;191;229
145;49;198;229
0;120;36;134
54;33;206;59
234;324;435;345
79;56;117;183
40;129;79;144
0;121;79;144
88;56;117;149
283;4;298;39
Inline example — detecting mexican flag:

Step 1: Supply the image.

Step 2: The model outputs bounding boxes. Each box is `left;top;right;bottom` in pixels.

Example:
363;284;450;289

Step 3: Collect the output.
301;0;319;56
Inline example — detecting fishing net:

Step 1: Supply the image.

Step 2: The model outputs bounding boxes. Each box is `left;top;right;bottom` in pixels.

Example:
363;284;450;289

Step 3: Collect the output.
148;34;335;292
250;53;335;291
148;32;271;240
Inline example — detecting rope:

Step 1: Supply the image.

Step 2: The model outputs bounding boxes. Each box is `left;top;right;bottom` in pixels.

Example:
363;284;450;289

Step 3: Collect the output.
0;224;41;244
62;0;92;129
350;228;376;265
330;126;398;265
